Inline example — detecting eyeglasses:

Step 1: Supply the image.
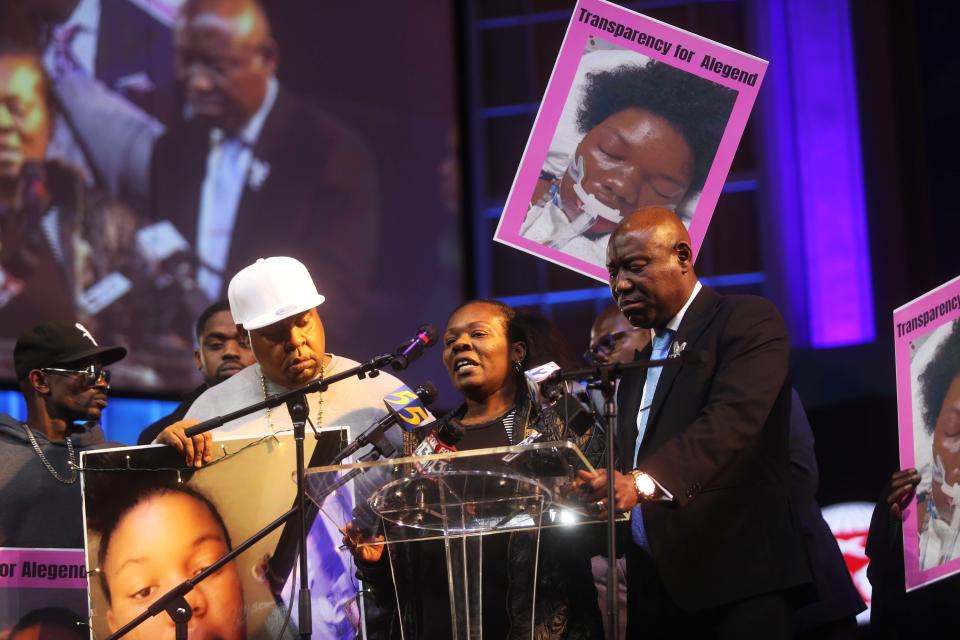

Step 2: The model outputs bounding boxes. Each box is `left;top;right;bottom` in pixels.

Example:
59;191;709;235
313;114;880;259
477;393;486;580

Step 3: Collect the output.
42;365;111;387
585;327;646;364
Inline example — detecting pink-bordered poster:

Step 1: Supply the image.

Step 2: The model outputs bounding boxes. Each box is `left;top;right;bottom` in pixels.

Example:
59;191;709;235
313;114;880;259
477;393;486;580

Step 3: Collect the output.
0;547;89;636
493;0;767;280
893;274;960;590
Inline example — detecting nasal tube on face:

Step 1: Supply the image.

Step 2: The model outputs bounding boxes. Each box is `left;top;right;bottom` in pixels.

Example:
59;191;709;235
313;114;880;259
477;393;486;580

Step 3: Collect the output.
935;453;960;503
546;156;615;249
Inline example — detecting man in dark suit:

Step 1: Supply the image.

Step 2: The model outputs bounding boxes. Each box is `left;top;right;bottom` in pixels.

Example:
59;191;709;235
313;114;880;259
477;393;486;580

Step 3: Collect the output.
578;206;811;637
150;0;377;339
787;389;865;638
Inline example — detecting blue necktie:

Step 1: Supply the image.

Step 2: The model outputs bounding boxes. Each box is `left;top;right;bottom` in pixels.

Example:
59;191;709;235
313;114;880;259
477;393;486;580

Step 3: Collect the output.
631;328;673;552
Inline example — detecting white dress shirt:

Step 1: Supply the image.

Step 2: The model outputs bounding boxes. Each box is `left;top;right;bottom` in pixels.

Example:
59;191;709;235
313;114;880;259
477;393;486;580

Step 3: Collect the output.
635;280;702;437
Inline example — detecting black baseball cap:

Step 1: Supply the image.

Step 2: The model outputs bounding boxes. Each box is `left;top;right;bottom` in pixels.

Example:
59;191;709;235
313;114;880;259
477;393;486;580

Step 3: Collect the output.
13;322;127;381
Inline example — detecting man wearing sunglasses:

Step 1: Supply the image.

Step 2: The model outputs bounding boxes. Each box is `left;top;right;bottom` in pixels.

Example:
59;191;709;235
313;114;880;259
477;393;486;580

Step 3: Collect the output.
0;321;206;549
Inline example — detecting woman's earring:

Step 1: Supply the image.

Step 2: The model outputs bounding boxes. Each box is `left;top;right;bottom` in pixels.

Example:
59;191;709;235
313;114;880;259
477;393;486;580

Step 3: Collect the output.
513;360;522;374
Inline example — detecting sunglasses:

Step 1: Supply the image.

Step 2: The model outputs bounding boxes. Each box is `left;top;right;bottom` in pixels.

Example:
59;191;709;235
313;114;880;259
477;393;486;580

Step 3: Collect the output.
42;365;111;387
585;327;646;364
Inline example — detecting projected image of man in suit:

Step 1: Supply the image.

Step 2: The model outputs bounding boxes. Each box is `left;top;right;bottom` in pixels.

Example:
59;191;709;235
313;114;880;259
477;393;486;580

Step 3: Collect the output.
152;0;378;341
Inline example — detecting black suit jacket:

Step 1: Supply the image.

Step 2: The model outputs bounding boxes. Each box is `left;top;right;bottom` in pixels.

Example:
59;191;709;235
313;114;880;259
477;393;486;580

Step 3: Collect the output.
96;0;177;124
788;390;865;630
616;286;810;611
150;86;379;335
136;383;208;446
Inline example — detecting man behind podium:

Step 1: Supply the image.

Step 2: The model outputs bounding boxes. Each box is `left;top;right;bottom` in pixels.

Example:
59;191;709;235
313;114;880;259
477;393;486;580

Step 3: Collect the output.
577;207;810;638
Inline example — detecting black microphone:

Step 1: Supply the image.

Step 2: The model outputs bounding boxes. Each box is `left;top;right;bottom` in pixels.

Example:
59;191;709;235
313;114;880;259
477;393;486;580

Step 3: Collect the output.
552;394;595;438
414;418;464;473
135;220;210;318
391;324;439;371
523;362;593;437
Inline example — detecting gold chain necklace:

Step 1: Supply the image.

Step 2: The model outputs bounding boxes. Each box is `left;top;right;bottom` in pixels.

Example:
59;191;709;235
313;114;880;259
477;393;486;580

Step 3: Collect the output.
260;364;324;432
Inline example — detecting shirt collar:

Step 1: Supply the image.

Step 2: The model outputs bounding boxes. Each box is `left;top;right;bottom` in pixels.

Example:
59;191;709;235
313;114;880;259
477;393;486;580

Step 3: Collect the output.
65;0;101;34
210;76;278;147
652;280;702;341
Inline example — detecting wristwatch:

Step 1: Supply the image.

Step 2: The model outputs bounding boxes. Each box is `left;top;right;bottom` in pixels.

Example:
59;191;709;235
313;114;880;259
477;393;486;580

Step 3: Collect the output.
630;469;657;501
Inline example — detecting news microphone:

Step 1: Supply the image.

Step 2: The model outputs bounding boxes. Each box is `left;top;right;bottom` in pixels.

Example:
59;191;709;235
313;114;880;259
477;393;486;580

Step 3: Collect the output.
414;419;464;456
135;220;210;317
414;419;464;473
524;362;563;406
335;382;438;462
391;324;439;371
524;362;595;438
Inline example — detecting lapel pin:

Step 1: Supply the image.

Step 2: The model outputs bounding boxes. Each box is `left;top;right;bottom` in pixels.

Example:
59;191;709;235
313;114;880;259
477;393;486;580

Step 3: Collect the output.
249;158;271;191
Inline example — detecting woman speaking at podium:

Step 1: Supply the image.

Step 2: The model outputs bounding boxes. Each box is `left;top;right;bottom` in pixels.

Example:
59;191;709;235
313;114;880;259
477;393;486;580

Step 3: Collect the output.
345;300;603;639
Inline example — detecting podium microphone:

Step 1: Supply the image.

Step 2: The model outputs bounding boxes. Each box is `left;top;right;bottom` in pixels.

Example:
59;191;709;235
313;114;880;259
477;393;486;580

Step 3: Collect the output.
391;324;439;371
524;362;594;438
414;419;464;473
334;381;439;462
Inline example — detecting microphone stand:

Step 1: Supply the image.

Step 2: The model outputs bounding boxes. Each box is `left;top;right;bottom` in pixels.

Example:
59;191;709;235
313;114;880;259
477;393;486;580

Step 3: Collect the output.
287;393;312;638
561;354;683;640
183;352;407;438
128;350;423;639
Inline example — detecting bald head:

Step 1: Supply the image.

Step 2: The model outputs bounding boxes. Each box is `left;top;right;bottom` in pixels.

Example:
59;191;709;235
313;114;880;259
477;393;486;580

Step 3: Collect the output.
180;0;272;43
606;206;697;329
175;0;276;133
589;304;649;365
592;304;631;338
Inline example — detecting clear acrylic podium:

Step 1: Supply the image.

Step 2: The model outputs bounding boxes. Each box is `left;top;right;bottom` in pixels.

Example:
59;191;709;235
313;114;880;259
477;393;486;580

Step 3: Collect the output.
305;441;620;640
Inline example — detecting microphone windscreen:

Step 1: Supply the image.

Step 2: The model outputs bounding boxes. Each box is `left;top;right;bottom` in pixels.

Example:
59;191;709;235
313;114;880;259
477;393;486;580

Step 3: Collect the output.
524;361;561;406
553;394;595;438
419;324;439;345
437;418;465;446
415;381;439;406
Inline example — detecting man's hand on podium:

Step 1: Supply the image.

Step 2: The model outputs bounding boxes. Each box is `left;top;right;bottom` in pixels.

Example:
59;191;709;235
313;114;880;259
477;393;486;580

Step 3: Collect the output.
574;468;641;518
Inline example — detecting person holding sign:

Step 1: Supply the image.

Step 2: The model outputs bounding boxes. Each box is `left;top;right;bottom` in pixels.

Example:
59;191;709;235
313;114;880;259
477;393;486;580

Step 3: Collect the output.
521;59;735;265
914;319;960;570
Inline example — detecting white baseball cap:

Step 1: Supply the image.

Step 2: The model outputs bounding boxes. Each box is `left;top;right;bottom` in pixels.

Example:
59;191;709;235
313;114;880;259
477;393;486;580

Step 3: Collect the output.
227;257;325;330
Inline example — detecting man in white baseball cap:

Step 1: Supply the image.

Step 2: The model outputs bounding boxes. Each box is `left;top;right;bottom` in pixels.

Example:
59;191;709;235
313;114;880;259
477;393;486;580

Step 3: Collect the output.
182;256;413;440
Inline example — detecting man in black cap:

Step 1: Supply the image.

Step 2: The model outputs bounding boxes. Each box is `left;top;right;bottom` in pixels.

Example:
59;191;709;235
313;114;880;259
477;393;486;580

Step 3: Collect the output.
0;321;205;548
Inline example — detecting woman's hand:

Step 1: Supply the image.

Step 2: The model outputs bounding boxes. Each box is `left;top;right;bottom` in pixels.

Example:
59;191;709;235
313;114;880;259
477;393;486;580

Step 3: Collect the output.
341;522;386;565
